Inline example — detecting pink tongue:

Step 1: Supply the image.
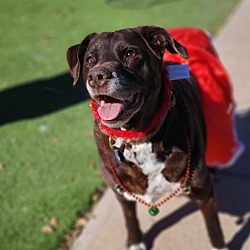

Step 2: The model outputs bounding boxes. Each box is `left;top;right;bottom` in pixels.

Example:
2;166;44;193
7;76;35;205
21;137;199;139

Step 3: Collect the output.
97;99;123;121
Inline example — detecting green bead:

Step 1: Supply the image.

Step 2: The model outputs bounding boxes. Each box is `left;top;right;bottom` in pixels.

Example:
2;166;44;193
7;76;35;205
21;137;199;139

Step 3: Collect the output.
182;186;192;195
148;207;160;216
115;185;124;194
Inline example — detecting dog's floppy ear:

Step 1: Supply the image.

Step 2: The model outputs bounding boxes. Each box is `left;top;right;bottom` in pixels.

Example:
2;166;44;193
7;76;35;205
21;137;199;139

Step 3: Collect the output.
137;26;189;60
66;33;96;85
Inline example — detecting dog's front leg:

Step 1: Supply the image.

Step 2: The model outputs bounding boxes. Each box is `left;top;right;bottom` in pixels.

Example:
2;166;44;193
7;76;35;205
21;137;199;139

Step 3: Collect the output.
196;195;228;250
116;194;146;250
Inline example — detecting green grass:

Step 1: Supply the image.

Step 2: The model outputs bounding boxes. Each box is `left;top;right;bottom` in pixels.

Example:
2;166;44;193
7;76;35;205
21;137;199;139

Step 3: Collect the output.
0;103;102;250
0;0;239;249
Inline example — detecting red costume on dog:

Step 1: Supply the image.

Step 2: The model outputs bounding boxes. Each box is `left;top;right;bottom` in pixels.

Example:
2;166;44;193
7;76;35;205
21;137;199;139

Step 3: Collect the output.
165;27;244;167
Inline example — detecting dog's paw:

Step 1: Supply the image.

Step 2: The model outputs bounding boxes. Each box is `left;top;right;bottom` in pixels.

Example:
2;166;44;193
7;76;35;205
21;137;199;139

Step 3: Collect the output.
125;242;147;250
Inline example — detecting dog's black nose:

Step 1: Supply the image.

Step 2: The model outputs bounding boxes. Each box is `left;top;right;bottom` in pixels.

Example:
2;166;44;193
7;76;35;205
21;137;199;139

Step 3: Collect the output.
87;67;112;87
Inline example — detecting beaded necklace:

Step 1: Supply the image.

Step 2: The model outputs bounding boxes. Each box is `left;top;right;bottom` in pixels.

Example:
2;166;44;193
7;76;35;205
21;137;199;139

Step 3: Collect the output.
101;134;192;216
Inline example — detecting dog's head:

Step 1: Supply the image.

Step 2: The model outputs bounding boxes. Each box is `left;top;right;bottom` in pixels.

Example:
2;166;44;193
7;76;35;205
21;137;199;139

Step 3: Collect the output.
67;26;188;131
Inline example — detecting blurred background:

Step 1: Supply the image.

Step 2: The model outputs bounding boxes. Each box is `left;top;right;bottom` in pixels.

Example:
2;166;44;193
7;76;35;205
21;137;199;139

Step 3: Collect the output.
0;0;241;249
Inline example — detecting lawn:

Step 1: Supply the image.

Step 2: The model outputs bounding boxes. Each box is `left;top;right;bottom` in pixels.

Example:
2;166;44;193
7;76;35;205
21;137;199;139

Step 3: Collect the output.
0;0;239;249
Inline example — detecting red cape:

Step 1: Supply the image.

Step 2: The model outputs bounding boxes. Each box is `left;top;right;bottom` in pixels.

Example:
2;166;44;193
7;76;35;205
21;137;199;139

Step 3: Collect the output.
164;27;244;167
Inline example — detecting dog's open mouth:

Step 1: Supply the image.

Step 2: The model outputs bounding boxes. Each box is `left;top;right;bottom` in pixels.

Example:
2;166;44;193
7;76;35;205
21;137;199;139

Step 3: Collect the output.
97;92;144;124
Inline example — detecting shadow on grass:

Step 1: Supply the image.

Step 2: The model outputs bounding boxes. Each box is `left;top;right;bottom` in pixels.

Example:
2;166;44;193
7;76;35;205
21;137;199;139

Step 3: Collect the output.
144;110;250;250
0;72;89;126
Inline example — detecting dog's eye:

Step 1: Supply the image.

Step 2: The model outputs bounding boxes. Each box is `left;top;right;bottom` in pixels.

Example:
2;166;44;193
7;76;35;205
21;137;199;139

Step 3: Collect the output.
126;50;138;59
86;56;95;65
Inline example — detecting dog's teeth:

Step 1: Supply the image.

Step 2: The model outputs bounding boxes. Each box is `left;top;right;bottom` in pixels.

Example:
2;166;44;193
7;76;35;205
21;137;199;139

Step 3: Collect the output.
121;127;127;131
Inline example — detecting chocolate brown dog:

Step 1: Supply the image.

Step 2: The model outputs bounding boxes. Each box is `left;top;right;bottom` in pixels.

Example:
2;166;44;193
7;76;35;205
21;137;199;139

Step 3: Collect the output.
67;26;228;250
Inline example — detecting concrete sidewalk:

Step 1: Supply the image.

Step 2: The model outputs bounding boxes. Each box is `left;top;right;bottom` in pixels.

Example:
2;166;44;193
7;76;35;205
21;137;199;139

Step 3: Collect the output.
72;0;250;249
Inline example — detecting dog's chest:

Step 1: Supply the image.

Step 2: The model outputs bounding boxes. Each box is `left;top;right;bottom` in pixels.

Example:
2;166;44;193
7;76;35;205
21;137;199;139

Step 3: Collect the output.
122;142;180;203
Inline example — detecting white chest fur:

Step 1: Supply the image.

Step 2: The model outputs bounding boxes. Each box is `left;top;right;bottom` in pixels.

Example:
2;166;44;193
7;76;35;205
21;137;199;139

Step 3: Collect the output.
123;142;180;203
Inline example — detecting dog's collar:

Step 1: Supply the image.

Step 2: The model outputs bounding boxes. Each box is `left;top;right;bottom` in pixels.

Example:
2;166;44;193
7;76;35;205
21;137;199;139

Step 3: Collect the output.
90;65;173;144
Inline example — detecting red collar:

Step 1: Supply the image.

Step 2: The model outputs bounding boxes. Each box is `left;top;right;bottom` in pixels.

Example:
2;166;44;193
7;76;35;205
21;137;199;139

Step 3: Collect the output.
90;66;172;143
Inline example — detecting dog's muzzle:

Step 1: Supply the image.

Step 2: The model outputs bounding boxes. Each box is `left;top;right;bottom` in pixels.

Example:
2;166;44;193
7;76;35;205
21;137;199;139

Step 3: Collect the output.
86;67;145;128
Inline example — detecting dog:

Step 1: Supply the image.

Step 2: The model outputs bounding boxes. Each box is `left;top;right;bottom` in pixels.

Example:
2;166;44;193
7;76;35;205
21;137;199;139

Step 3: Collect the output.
67;26;229;250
